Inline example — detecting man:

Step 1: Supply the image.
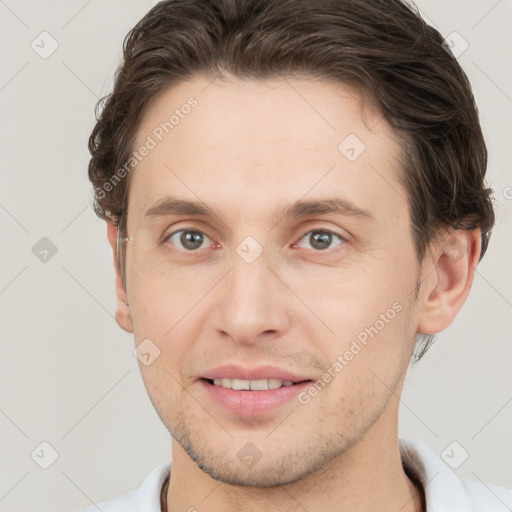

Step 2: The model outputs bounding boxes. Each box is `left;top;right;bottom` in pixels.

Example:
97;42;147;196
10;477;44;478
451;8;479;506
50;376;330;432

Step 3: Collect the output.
83;0;511;510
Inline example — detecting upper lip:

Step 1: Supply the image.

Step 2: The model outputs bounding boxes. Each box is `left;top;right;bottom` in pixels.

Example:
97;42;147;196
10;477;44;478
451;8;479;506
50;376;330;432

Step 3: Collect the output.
200;364;314;383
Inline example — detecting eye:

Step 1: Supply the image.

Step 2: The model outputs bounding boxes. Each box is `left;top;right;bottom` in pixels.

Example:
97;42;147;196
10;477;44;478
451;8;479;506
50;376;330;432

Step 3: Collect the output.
163;228;345;253
294;229;345;251
165;229;213;251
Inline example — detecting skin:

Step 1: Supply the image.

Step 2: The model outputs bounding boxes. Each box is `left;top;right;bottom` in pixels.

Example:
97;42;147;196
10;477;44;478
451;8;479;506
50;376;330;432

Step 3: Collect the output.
106;75;481;512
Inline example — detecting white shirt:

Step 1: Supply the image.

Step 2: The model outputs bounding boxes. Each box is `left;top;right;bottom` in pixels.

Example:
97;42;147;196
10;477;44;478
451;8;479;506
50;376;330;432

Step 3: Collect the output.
79;438;512;511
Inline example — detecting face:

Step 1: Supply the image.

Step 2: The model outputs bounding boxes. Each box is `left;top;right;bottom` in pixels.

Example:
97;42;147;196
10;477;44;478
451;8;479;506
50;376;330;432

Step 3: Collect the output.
120;75;424;486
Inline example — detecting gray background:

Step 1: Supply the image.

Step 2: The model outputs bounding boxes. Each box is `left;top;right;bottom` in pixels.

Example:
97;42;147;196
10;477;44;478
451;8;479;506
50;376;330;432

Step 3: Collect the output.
0;1;511;511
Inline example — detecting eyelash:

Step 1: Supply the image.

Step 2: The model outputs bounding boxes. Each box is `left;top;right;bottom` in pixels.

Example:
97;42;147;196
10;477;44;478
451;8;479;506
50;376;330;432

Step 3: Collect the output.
162;227;347;254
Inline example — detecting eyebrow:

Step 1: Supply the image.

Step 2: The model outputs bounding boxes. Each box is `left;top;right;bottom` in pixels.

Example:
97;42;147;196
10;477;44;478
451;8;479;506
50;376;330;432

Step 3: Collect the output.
143;196;375;224
278;197;374;222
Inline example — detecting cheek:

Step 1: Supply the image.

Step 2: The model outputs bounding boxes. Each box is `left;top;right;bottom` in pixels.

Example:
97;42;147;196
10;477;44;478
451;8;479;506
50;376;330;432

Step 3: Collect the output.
137;361;184;428
309;265;406;328
126;262;207;336
127;270;200;391
306;298;412;431
306;262;415;371
134;331;192;420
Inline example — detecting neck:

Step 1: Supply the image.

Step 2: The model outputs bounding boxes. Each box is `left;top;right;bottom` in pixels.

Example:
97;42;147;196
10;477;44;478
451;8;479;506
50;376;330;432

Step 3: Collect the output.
163;424;425;512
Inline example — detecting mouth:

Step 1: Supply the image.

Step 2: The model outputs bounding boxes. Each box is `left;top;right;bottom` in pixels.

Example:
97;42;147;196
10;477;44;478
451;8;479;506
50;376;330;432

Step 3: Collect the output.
198;376;314;417
202;377;309;390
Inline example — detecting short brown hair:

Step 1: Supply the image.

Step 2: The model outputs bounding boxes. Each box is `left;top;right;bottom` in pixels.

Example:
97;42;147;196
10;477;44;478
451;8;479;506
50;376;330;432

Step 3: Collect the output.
88;0;495;360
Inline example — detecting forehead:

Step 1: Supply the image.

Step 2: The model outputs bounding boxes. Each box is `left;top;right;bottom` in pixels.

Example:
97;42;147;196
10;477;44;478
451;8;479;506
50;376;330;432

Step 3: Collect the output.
128;75;406;227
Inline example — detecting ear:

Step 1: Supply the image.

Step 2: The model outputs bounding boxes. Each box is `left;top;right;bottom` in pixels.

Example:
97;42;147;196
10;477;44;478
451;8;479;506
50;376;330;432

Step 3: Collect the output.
417;229;481;335
106;221;133;333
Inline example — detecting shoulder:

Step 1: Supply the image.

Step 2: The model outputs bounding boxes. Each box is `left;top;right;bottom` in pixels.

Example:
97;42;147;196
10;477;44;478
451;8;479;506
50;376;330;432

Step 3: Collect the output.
399;438;512;511
460;479;512;512
77;460;171;512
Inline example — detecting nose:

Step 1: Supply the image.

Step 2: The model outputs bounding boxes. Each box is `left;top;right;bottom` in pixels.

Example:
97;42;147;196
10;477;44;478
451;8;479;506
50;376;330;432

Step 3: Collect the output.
211;248;291;346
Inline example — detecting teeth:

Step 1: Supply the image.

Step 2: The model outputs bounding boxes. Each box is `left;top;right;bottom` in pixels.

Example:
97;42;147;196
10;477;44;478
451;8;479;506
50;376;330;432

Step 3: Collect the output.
212;378;295;390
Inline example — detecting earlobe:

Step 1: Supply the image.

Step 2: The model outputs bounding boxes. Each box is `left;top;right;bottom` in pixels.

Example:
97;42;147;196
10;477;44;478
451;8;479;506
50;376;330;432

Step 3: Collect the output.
417;229;481;335
106;221;134;334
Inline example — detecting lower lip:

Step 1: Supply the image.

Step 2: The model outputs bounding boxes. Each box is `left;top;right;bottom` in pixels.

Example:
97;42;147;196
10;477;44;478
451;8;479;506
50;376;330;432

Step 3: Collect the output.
199;379;312;417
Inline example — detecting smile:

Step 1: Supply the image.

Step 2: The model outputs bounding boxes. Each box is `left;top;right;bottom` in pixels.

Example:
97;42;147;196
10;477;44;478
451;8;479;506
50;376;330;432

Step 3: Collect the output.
210;378;295;390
